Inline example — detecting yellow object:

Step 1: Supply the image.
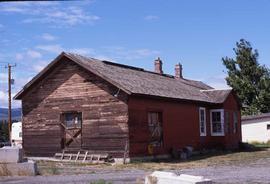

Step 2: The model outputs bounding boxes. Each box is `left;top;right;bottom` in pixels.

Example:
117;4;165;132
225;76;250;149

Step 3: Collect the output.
148;144;154;155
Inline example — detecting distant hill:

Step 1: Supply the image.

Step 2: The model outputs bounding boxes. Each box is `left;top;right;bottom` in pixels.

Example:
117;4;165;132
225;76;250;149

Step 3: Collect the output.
0;108;22;121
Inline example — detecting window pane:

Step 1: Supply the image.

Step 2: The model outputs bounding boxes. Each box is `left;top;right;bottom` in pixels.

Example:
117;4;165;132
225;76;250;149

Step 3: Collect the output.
199;108;206;135
200;110;204;120
200;125;205;133
216;112;220;121
212;111;223;134
64;112;82;128
65;113;74;128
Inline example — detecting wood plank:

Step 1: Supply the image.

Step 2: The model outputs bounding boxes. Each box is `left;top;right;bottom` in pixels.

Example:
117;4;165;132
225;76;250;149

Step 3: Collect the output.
21;59;129;157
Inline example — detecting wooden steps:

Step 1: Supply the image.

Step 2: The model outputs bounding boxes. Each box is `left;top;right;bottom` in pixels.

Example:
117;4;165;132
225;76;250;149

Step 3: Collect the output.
54;150;111;163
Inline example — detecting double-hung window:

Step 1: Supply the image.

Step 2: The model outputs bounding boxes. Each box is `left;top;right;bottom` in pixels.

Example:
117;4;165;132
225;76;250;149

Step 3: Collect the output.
199;107;206;136
210;109;224;136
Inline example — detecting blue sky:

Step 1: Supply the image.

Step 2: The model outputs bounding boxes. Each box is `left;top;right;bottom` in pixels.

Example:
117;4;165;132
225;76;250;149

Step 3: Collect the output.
0;0;270;108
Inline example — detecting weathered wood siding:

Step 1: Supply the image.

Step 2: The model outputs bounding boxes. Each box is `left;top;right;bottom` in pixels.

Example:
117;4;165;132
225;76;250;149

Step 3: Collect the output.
21;57;128;157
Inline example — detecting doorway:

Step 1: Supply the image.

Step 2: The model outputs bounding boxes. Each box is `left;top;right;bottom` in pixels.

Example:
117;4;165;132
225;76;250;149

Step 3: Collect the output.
60;112;82;149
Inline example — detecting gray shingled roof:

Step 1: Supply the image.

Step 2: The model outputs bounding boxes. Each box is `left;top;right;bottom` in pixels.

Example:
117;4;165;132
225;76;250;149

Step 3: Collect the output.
201;89;232;104
242;113;270;122
14;52;232;104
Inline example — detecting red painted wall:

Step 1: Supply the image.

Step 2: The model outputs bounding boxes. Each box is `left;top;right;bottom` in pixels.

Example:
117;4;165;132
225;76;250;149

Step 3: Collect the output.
128;93;241;157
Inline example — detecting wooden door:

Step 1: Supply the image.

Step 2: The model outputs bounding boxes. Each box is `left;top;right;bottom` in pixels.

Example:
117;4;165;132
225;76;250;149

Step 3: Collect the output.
60;112;82;149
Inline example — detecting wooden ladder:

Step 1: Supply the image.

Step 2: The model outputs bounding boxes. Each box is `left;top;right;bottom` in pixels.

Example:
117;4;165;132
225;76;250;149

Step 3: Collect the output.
55;150;109;163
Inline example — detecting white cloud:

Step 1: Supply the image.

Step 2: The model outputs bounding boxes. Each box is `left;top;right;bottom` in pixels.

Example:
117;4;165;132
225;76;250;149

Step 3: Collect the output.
41;33;56;41
33;65;45;73
15;50;42;61
0;1;58;14
43;6;100;26
1;6;26;13
15;53;24;61
144;15;159;21
33;64;45;73
0;2;99;27
69;48;95;55
0;74;33;108
92;55;116;62
27;50;42;59
32;60;49;73
100;46;160;61
0;91;7;107
36;44;64;54
0;90;21;108
0;73;8;83
133;49;160;57
202;74;230;89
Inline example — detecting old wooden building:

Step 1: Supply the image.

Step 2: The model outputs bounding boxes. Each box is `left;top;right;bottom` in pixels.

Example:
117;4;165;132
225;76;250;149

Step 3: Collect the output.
15;52;241;158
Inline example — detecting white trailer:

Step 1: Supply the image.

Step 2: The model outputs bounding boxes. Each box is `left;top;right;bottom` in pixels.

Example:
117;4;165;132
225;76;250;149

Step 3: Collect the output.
11;122;22;147
242;113;270;143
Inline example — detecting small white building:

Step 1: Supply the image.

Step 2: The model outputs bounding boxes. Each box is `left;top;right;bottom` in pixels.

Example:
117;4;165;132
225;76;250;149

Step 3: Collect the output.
241;113;270;143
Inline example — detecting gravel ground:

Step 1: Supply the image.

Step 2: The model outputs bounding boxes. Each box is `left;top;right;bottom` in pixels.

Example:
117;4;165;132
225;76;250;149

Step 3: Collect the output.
0;169;148;184
179;158;270;183
1;153;270;184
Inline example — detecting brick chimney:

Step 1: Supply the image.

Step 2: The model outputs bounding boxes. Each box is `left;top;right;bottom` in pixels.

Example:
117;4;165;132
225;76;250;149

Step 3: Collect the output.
175;63;183;79
154;57;163;74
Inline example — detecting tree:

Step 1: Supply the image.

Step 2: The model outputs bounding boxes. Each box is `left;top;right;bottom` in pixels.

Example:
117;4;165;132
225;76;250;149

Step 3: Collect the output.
0;120;9;142
222;39;270;115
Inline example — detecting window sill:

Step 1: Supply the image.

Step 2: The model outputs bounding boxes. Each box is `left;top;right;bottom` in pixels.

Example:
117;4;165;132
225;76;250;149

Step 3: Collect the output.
200;133;207;136
211;133;225;136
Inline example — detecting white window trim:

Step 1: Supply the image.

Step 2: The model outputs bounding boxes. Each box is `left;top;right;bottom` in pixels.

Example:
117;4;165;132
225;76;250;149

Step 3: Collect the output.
210;109;225;136
199;107;207;136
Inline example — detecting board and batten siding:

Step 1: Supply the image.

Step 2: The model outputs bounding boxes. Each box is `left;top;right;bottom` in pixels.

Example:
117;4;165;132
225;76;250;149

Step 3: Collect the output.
128;93;242;157
242;118;270;143
21;57;129;157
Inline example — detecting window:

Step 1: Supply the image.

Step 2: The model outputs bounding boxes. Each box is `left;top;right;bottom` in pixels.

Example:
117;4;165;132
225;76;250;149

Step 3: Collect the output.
233;112;238;133
148;112;163;147
210;109;224;136
267;124;270;130
225;111;230;134
63;112;82;129
199;107;206;136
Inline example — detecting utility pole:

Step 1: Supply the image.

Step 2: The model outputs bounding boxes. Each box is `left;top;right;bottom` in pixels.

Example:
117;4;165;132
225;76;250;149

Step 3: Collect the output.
6;63;16;143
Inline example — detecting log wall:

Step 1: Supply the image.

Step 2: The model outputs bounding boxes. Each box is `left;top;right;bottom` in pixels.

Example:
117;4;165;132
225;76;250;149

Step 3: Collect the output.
21;57;129;157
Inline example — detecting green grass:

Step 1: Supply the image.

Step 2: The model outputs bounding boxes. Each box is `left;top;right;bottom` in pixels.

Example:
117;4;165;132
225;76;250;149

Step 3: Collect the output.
90;180;112;184
250;141;270;148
